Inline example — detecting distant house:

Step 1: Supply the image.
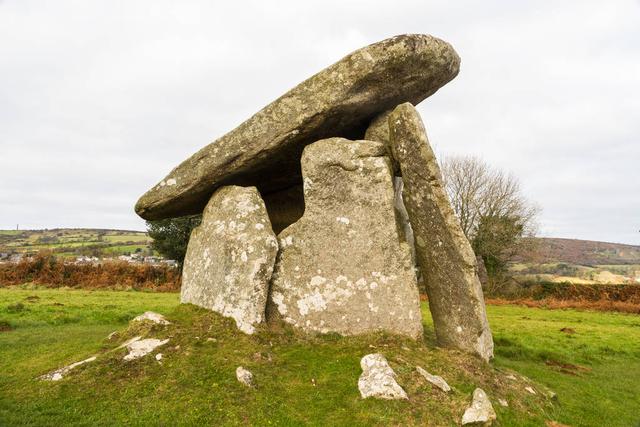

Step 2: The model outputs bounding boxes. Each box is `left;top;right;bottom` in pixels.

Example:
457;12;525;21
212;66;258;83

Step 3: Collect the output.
143;256;162;264
74;256;99;265
118;255;137;264
8;253;24;263
162;259;178;268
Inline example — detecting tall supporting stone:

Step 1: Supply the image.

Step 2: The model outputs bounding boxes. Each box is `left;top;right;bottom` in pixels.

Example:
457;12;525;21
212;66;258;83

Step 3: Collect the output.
268;138;423;339
388;103;494;361
181;186;279;334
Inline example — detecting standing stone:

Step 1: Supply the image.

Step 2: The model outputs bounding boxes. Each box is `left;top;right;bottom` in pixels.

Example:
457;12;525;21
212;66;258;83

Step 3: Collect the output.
358;354;408;400
135;34;460;220
268;137;423;339
181;186;278;334
388;103;494;361
365;114;417;270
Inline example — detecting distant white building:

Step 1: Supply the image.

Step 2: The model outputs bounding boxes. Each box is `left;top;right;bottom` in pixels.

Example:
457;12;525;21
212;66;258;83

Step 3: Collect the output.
74;256;99;265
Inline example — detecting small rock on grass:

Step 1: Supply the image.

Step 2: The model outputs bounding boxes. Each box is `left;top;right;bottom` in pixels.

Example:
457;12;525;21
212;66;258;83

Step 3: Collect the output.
116;336;142;349
39;356;97;381
358;354;407;400
416;366;451;392
462;388;496;425
236;366;255;387
123;338;169;361
131;311;170;325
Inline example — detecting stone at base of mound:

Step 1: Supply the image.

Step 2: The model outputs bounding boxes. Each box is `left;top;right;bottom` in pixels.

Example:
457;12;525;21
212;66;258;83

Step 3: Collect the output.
358;353;407;400
416;366;451;392
131;311;170;325
236;366;255;387
268;138;423;339
39;356;97;381
462;388;496;425
388;103;493;361
123;338;169;361
181;186;278;334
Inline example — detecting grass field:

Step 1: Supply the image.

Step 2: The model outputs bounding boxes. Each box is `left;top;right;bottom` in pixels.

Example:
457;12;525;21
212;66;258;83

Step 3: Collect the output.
1;288;639;426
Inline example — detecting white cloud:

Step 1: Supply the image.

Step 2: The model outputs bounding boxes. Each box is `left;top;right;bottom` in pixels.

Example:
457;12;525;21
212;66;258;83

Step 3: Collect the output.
0;0;638;244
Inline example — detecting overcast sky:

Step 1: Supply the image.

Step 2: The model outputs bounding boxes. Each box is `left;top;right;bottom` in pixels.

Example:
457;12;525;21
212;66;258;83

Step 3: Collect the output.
1;0;638;245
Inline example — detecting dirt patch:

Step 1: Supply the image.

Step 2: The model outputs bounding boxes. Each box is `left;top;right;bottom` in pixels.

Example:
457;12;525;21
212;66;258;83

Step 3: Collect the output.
0;320;14;332
24;295;40;302
545;359;591;376
559;327;575;334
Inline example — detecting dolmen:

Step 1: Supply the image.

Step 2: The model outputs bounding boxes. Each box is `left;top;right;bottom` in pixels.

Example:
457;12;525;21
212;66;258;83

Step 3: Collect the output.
135;34;494;361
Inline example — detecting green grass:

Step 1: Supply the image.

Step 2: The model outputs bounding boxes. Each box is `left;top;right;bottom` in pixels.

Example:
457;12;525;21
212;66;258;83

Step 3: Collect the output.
102;234;150;244
103;244;149;255
0;288;638;426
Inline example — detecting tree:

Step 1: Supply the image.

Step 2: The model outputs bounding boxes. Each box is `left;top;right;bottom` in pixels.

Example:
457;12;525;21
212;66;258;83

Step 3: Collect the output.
441;155;539;279
146;215;201;267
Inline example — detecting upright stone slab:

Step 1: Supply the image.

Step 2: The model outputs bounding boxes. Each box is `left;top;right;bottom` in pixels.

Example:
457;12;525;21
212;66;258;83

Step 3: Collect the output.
365;114;418;276
388;103;494;361
181;186;278;334
135;34;460;220
268;138;423;339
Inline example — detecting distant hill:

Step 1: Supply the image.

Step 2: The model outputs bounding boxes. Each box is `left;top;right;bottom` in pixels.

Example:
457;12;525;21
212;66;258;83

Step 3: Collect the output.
0;228;152;259
511;238;640;285
518;237;640;266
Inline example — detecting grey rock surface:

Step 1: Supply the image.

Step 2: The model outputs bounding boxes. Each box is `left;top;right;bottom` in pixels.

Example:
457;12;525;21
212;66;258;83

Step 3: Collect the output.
416;366;451;392
365;114;417;274
389;103;494;361
123;338;169;361
268;138;423;338
236;366;255;387
135;34;460;220
358;353;407;400
181;186;278;334
39;356;97;381
131;311;170;325
461;388;497;425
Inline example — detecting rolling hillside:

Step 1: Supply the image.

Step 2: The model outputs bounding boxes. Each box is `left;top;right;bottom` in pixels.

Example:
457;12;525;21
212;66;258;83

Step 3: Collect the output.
518;237;640;266
512;238;640;285
0;229;152;259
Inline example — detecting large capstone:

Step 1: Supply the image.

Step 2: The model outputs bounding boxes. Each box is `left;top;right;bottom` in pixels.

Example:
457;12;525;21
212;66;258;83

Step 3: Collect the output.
181;185;279;334
268;137;423;339
135;34;460;220
388;103;494;361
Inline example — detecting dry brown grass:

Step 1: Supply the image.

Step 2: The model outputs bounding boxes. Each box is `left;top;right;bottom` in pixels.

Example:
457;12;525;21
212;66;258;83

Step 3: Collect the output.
487;297;640;314
0;251;179;291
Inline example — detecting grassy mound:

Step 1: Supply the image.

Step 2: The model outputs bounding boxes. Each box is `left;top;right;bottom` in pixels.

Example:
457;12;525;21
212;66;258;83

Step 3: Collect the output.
5;305;553;425
2;288;639;425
